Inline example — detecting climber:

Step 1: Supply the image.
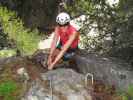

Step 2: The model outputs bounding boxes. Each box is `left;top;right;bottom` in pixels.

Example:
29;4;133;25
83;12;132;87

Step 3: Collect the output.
47;12;79;70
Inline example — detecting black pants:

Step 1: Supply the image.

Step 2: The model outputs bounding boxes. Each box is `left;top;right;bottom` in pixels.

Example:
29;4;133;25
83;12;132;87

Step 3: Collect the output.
56;41;78;61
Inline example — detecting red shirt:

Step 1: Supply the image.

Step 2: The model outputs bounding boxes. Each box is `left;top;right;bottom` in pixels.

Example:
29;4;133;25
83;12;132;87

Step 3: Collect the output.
57;25;79;48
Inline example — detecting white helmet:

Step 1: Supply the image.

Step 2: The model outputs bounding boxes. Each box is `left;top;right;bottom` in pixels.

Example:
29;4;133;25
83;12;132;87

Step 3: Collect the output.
56;12;70;25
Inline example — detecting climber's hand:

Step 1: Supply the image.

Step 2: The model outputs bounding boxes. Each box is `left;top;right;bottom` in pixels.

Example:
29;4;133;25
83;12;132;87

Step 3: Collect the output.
48;62;55;70
47;55;52;67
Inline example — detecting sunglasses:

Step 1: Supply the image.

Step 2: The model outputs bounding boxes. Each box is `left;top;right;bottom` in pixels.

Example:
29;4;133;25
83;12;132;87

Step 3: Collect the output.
58;22;69;27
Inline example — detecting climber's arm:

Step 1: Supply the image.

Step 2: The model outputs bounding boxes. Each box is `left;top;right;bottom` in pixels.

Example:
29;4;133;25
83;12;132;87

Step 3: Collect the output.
48;32;79;70
47;27;59;66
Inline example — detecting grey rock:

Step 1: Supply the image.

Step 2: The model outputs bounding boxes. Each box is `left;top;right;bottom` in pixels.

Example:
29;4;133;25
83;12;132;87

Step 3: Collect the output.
23;81;60;100
23;68;92;100
74;52;133;90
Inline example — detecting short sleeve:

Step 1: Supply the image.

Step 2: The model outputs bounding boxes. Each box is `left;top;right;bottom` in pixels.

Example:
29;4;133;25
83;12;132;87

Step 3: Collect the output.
69;25;77;34
55;26;59;35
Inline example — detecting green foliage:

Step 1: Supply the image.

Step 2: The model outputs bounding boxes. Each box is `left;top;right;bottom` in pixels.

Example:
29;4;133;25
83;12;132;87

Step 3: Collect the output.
0;81;16;95
65;0;93;16
122;95;128;100
65;0;133;62
0;61;28;100
0;80;17;100
127;84;133;97
0;26;9;49
0;49;16;57
118;84;133;100
0;6;41;55
66;0;117;52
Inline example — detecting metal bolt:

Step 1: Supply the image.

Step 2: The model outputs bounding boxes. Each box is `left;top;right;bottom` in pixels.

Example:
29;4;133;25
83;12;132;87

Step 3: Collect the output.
85;73;94;87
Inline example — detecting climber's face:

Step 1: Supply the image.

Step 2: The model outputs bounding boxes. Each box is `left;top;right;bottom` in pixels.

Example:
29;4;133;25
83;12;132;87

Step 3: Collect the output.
58;23;69;33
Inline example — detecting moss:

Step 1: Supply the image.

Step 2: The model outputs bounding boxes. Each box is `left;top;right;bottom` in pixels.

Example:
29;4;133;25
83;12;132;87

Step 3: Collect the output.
0;60;29;100
0;80;25;100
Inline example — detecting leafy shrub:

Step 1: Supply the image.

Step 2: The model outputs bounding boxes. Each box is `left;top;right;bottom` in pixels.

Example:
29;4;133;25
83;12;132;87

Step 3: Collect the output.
127;84;133;98
0;49;16;57
0;6;41;55
118;84;133;100
122;95;128;100
0;25;9;49
0;80;17;100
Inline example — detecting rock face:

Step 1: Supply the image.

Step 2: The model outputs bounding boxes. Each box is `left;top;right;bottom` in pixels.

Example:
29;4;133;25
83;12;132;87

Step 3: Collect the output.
23;68;92;100
74;51;133;90
1;50;133;100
